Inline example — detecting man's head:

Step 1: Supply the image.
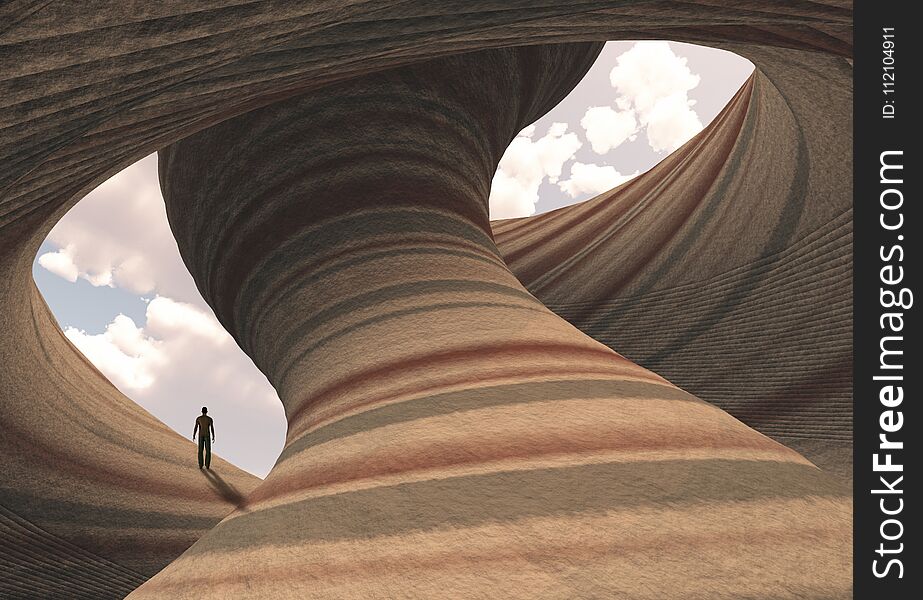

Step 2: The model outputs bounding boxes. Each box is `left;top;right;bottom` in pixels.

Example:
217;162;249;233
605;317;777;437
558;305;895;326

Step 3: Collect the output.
202;407;208;414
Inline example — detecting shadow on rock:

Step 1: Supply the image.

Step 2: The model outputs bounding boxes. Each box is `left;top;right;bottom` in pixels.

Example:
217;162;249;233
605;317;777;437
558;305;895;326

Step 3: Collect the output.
201;468;249;511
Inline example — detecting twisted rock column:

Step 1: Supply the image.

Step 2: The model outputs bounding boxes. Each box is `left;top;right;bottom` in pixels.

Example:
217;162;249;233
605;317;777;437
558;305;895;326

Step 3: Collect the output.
138;44;849;598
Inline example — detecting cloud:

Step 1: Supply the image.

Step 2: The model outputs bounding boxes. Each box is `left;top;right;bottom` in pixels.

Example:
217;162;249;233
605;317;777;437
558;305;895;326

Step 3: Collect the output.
144;296;228;344
65;314;164;390
64;296;284;477
644;93;704;153
489;123;582;219
37;246;79;282
558;162;639;199
63;297;231;393
580;41;703;155
609;41;701;115
38;153;204;306
580;106;638;154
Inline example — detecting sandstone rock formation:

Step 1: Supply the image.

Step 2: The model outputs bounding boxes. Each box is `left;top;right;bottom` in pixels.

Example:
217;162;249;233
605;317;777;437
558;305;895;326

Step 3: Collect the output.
1;2;852;598
496;45;853;480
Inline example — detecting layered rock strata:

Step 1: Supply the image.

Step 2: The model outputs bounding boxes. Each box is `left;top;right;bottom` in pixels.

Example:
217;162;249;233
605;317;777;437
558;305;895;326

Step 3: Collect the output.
137;44;850;599
0;2;853;597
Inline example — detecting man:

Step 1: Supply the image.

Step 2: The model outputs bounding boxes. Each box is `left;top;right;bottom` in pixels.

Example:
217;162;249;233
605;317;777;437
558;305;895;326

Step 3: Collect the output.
192;407;215;469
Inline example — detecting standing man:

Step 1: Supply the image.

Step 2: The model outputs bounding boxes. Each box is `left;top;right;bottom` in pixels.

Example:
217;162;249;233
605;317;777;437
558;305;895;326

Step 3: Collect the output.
192;407;215;469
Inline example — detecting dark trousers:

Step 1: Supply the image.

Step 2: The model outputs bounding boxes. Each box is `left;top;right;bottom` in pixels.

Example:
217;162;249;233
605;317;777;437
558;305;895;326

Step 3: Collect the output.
198;435;212;468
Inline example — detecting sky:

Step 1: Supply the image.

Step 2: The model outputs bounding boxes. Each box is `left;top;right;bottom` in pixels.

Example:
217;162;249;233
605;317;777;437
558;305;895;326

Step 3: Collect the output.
33;42;752;478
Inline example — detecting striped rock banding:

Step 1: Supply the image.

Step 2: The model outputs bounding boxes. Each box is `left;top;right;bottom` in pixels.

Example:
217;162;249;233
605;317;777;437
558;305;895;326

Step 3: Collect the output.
139;42;849;598
495;42;853;480
0;276;261;599
0;1;852;598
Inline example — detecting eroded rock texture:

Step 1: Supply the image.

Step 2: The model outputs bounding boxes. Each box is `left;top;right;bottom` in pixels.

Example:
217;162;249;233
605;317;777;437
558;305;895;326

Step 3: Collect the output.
0;259;260;599
496;45;853;480
1;1;852;598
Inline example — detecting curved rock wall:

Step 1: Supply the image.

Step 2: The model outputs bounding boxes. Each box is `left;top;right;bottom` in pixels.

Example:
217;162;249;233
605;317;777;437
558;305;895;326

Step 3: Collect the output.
495;44;853;479
0;251;260;599
139;44;849;599
0;2;852;598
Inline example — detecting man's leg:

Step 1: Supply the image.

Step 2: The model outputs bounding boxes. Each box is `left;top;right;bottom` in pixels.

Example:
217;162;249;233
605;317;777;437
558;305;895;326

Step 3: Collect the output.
204;436;211;469
198;435;205;468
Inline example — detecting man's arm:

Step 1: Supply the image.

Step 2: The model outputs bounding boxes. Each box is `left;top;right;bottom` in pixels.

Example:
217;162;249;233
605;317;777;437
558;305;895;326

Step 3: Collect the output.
193;421;198;440
210;420;215;442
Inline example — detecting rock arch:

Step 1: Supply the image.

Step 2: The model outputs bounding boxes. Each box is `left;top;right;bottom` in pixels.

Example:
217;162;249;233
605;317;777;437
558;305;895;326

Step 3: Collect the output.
1;2;852;598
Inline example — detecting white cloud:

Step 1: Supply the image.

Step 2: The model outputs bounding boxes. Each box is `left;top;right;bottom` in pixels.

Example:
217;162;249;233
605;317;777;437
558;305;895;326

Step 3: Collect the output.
69;295;272;402
558;162;639;199
37;246;79;282
580;106;638;154
144;296;228;344
489;170;538;221
645;93;704;153
40;153;205;306
64;298;233;393
65;314;164;390
547;122;568;137
609;41;700;115
489;123;582;219
583;41;704;154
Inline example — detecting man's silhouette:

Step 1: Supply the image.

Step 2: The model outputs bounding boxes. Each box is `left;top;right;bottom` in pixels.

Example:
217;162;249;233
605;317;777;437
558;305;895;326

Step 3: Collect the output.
192;407;215;469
